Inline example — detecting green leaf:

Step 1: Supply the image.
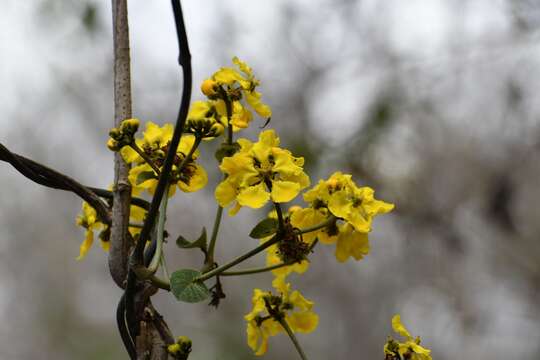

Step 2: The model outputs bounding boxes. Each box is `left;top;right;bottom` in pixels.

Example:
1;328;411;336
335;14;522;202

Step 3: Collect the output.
176;227;207;251
136;170;157;185
249;218;278;239
170;269;210;303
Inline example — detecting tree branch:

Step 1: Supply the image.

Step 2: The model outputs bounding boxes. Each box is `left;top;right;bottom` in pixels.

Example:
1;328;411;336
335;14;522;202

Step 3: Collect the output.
0;143;112;224
110;0;133;289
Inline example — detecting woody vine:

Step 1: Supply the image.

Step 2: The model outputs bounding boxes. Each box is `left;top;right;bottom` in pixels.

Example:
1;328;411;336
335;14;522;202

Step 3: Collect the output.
0;1;433;359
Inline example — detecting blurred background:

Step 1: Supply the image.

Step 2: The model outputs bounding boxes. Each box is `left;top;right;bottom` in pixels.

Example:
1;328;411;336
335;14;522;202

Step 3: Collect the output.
1;0;540;359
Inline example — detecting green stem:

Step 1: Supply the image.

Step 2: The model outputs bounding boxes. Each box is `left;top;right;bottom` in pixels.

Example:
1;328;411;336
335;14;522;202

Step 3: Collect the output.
220;262;293;276
221;239;319;277
160;252;170;280
150;274;171;291
129;143;161;175
147;184;170;274
204;99;233;271
296;216;336;235
277;317;308;360
195;235;281;282
205;204;223;269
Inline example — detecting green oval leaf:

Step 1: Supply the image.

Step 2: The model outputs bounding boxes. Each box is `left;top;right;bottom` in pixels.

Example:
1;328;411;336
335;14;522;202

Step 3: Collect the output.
170;269;210;303
249;218;278;239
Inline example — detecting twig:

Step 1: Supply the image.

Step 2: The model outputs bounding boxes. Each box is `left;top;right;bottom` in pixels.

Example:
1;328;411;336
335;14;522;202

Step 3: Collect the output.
0;143;111;224
195;235;281;282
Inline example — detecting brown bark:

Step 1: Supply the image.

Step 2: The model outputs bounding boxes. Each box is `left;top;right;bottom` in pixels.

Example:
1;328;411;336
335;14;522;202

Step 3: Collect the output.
109;0;133;288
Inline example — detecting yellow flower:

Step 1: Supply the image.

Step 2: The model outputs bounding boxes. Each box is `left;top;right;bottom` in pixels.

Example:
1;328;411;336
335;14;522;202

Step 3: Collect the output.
304;172;394;233
121;122;208;196
244;279;318;356
201;57;271;130
76;202;104;260
288;172;394;262
384;315;433;360
333;223;369;262
76;201;147;259
215;130;310;215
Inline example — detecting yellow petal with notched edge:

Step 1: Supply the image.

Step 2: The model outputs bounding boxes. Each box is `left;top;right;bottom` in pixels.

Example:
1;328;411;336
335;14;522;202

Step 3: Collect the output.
246;321;263;354
214;67;246;85
392;314;412;339
290;207;327;244
237;183;270;208
178;164;208;193
142;122;162;146
245;91;272;118
130;205;146;222
272;149;301;176
215;180;237;207
327;190;353;219
233;56;253;77
228;202;242;216
76;229;94;260
271;180;301;203
120;144;140;164
289;290;314;311
335;224;369;262
230;102;253;129
287;312;319;333
188;100;212;120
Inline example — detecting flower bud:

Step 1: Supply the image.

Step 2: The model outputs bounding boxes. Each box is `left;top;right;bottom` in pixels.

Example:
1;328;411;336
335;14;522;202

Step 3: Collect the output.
109;127;121;140
209;122;225;137
201;78;217;96
107;138;120;151
120;118;140;134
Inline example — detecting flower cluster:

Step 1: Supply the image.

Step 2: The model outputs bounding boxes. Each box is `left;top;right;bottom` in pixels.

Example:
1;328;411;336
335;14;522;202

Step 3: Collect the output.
107;118;140;151
120;121;207;197
245;276;318;356
200;57;271;130
384;315;433;360
215;129;310;215
184;100;225;139
77;56;403;358
291;172;394;262
76;200;146;260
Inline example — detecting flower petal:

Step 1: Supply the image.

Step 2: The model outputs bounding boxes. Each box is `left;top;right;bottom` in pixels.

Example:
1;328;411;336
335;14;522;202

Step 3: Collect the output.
287;312;319;333
76;229;94;260
178;164;208;193
271;180;301;203
237;183;270;208
392;314;412;339
215;180;237;207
